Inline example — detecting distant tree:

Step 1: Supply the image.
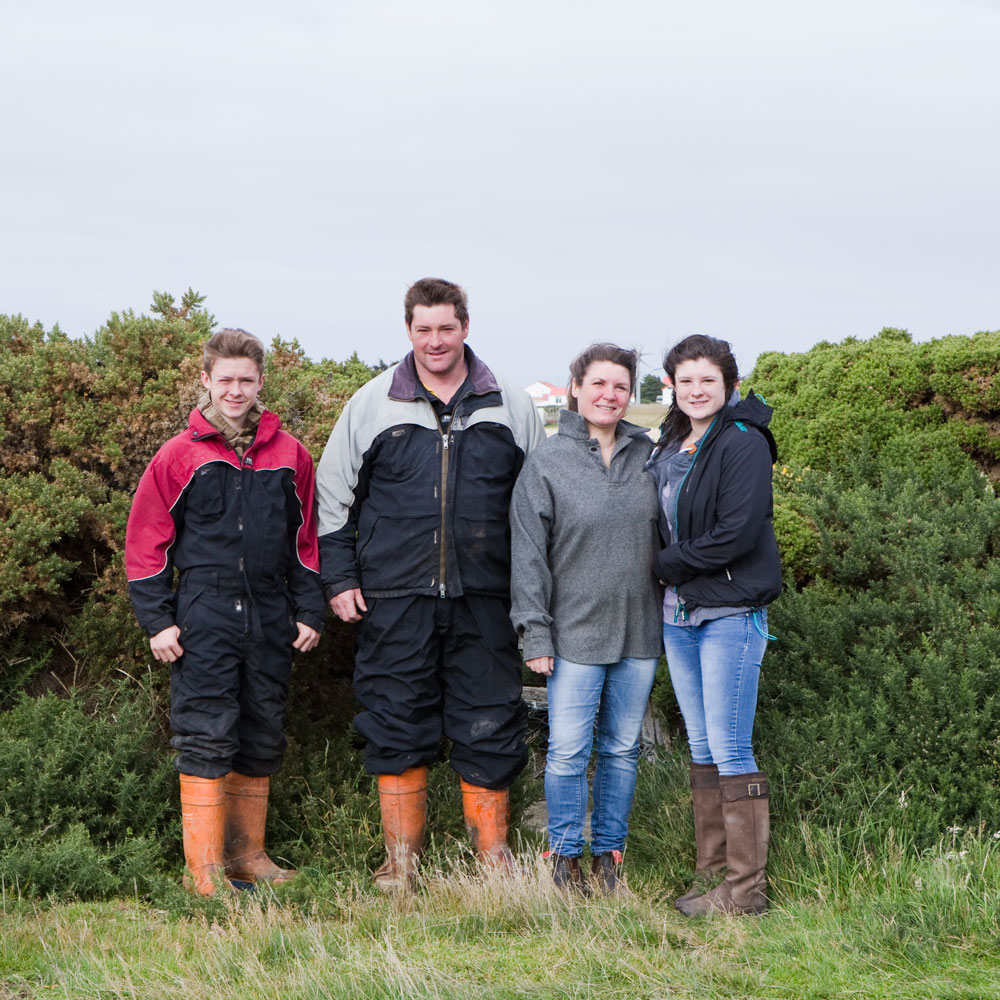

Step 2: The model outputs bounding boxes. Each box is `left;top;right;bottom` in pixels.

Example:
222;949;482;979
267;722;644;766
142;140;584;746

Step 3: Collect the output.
639;372;662;403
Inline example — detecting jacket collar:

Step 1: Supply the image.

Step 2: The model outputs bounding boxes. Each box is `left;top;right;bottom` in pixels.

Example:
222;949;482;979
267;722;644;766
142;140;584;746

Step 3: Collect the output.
187;406;281;447
704;390;778;462
648;389;777;467
388;346;499;402
557;408;651;443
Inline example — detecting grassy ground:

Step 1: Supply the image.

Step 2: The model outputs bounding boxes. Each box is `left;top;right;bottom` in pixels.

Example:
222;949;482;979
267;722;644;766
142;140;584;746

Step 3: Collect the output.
3;756;999;1000
626;402;667;431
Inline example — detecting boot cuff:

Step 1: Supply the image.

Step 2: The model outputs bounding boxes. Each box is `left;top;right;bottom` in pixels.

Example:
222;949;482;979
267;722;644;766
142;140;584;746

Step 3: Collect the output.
720;773;769;802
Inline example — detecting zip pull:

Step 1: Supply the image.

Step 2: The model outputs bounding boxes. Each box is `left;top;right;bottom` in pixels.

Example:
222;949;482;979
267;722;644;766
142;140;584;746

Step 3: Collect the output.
751;609;777;641
676;592;688;622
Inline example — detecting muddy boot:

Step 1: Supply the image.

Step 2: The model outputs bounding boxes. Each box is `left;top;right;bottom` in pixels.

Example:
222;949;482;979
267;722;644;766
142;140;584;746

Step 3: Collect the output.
590;850;623;895
674;763;726;909
373;767;428;894
179;774;227;896
550;854;590;896
460;779;514;869
677;772;769;917
223;772;296;885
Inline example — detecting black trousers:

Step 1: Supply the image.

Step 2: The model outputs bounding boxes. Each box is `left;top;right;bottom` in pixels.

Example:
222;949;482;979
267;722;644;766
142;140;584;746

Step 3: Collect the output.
169;573;297;778
353;594;528;790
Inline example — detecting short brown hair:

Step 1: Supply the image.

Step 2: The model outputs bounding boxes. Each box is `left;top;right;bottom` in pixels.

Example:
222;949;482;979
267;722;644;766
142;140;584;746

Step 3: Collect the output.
567;343;639;412
404;277;469;327
202;328;266;375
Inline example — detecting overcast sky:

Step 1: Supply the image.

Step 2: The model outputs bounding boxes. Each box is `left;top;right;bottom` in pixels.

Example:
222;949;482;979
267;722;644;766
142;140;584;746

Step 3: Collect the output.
3;0;997;388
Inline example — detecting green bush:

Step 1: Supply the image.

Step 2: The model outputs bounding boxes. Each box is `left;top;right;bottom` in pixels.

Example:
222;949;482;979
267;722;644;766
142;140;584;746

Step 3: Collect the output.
0;684;175;898
0;290;380;898
749;328;1000;845
0;291;374;678
7;289;1000;896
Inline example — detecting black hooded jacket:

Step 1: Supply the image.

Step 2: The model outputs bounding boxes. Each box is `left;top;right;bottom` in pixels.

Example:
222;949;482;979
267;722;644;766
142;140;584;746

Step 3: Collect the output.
647;390;782;611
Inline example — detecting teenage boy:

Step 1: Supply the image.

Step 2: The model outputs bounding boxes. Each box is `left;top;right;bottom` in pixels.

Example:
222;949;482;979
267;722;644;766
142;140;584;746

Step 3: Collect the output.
126;329;325;895
316;277;544;891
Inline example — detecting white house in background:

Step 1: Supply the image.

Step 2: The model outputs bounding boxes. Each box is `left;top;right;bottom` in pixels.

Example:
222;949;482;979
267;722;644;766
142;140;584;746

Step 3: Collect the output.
524;380;567;410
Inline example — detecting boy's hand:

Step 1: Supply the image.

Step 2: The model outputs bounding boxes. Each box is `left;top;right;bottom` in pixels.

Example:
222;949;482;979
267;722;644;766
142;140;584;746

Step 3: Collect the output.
293;622;320;652
149;625;183;662
329;588;367;623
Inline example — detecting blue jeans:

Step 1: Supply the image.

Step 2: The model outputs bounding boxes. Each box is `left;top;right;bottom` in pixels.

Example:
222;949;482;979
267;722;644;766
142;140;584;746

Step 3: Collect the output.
662;611;768;776
545;655;658;857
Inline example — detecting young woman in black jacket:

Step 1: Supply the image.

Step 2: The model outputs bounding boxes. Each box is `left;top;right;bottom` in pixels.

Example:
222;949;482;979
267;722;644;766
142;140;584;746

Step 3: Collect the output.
647;334;781;916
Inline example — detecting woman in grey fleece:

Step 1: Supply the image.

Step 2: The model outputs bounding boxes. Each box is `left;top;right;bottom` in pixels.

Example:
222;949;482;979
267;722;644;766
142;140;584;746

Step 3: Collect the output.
510;343;662;895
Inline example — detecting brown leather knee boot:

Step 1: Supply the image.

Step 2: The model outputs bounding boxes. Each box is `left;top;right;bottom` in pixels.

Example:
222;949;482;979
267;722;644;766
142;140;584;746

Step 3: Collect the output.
677;771;769;917
674;762;727;908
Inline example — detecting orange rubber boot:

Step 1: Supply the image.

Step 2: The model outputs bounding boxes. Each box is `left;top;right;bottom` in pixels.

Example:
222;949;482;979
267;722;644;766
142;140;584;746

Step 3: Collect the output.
373;767;428;893
223;772;297;884
460;779;514;868
179;774;227;895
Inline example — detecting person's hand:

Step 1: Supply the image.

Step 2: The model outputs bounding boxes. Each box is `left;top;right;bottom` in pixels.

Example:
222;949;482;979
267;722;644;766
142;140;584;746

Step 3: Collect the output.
330;588;367;623
525;656;554;676
149;625;183;663
293;622;321;652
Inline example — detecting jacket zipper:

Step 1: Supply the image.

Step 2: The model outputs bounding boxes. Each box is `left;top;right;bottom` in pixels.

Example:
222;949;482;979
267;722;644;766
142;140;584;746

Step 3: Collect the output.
670;416;718;622
672;415;717;539
437;423;450;598
428;385;471;599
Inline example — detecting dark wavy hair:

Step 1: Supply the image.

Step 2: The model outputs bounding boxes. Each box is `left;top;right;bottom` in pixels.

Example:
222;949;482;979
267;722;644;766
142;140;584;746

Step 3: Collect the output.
404;277;469;327
567;343;639;412
657;335;739;447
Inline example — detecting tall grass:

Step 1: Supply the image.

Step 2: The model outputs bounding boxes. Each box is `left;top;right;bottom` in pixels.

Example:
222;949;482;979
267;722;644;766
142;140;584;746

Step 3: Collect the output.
3;752;999;1000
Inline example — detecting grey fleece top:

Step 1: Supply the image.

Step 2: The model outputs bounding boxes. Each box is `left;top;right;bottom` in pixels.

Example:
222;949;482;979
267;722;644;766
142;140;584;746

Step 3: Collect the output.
509;409;663;664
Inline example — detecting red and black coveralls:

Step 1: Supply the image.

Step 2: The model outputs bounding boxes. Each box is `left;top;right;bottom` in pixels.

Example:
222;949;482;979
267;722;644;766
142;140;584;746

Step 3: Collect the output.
125;408;326;778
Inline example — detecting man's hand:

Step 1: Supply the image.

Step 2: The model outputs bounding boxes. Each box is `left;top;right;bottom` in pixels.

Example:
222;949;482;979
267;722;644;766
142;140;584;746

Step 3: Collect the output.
330;588;368;623
525;656;554;676
149;625;184;663
293;622;321;652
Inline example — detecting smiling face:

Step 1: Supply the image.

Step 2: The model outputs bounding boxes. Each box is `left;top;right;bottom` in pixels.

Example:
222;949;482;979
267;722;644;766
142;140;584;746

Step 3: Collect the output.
406;303;469;384
571;360;632;436
668;357;729;433
200;356;264;430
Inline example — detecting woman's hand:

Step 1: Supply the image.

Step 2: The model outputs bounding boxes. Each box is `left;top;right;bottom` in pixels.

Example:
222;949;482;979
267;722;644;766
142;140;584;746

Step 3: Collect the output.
525;656;554;676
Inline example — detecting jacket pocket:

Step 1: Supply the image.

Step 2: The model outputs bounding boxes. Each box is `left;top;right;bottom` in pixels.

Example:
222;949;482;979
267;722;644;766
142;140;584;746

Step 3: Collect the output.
187;464;225;519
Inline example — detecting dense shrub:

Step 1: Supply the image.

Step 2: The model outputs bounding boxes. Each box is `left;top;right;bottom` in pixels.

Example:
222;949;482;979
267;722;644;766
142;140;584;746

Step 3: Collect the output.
6;294;1000;896
0;682;175;898
0;291;382;896
748;328;1000;845
0;291;374;677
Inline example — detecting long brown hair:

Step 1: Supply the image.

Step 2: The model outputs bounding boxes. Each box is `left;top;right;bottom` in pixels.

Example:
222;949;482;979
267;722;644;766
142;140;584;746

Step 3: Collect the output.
657;335;739;446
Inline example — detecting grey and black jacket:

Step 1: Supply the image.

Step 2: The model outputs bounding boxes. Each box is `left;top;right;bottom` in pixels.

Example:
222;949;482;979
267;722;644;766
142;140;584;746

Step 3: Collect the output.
647;391;782;611
316;348;544;600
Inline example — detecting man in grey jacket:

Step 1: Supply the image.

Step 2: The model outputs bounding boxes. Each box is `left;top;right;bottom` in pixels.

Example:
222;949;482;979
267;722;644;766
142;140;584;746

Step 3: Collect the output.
316;277;544;891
